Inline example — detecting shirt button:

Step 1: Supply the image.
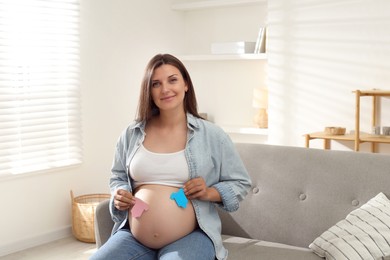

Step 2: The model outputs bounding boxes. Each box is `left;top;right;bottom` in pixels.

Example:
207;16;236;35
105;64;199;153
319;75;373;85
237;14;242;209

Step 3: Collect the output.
252;187;259;194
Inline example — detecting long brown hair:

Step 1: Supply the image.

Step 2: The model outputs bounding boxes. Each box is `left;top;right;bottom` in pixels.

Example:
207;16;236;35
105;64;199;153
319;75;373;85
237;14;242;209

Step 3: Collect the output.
136;54;201;122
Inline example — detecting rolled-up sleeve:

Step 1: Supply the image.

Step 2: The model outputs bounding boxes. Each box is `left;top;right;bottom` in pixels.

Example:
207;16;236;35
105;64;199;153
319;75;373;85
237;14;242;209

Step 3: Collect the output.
213;135;252;212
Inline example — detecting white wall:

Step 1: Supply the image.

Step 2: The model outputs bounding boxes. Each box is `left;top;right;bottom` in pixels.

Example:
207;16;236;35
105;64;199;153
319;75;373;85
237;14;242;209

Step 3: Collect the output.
267;0;390;152
0;0;184;256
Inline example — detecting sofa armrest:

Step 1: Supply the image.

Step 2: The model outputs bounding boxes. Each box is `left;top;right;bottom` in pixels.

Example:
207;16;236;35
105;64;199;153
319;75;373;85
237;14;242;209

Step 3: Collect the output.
94;199;114;248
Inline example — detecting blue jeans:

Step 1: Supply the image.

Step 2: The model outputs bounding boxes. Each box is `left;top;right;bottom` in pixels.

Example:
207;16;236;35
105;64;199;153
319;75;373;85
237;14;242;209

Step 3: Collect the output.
90;228;215;260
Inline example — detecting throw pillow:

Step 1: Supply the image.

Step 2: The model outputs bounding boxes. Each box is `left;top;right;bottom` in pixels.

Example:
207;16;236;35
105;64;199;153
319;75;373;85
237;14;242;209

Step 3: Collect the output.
309;192;390;260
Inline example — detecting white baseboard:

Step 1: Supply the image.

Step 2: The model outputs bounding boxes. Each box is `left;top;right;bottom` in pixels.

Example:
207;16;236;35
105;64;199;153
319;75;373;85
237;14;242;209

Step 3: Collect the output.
0;226;72;257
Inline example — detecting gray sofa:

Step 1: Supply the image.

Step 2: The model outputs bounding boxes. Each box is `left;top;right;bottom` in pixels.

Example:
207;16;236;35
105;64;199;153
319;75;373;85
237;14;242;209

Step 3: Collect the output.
94;143;390;259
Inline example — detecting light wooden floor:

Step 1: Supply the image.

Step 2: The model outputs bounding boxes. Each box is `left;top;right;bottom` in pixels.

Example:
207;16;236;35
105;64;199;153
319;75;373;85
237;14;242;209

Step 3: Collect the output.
0;236;97;260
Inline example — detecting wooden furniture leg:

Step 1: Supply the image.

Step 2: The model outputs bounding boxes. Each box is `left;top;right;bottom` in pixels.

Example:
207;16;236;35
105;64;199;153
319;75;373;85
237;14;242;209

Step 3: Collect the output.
304;134;310;148
354;90;361;151
371;95;378;153
324;139;330;149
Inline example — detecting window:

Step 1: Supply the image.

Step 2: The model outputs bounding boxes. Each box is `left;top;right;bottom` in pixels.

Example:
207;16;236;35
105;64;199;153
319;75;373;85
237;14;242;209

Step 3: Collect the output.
0;0;81;175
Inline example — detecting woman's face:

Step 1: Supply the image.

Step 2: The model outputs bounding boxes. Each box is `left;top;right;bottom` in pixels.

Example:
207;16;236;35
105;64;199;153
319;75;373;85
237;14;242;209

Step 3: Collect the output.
150;64;188;114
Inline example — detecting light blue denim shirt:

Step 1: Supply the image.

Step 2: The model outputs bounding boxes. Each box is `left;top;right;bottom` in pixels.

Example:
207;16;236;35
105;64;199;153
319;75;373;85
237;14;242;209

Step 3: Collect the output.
109;113;252;260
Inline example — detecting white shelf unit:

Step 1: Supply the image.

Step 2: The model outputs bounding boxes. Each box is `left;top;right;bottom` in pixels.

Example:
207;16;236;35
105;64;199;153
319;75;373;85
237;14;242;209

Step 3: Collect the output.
172;0;266;11
173;0;268;140
172;0;268;61
221;125;268;135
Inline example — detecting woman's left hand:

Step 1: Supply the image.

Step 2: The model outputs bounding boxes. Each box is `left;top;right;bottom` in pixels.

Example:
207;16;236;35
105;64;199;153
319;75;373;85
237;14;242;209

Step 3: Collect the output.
184;177;208;200
184;177;221;202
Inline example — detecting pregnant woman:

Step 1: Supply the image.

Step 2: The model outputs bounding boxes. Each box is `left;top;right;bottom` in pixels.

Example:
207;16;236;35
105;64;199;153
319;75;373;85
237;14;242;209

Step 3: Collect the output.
90;54;252;260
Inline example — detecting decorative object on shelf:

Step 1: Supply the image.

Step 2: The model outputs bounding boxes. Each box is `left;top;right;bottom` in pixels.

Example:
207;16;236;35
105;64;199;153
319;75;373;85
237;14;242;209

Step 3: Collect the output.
254;26;266;53
383;126;390;136
324;126;346;135
252;87;268;128
211;41;256;55
199;112;208;120
372;126;381;135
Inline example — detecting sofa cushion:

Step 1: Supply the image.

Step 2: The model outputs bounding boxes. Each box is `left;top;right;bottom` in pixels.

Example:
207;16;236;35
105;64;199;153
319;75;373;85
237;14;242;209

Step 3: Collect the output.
222;235;321;260
309;192;390;260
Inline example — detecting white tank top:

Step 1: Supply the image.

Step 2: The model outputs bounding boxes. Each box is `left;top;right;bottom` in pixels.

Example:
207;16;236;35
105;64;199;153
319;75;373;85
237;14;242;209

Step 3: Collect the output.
129;144;189;189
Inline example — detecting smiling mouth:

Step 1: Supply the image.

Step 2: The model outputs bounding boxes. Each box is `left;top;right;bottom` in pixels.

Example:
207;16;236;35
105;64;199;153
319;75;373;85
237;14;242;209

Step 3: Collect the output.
161;95;175;101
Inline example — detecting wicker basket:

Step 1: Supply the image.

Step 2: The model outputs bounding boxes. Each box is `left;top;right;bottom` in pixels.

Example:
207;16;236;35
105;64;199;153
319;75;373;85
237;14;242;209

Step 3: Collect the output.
324;126;346;135
70;190;110;243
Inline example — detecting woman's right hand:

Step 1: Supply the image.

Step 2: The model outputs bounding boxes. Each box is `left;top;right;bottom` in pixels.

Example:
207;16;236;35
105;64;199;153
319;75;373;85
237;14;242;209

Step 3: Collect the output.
114;189;136;211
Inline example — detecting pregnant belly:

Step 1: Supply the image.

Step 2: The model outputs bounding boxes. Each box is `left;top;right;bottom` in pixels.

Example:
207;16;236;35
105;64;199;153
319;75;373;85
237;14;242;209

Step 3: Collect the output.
129;185;197;249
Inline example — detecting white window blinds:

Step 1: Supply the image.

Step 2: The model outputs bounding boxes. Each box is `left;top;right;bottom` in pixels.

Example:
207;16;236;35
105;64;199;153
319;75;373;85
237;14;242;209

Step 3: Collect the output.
0;0;82;175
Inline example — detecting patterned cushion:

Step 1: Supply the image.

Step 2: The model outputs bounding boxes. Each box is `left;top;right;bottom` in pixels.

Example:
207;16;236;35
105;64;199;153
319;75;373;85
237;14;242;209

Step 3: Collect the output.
309;193;390;260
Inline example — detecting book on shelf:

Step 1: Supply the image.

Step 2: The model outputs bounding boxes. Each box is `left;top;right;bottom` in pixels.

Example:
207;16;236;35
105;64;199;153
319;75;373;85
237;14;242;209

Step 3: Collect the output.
254;26;266;53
